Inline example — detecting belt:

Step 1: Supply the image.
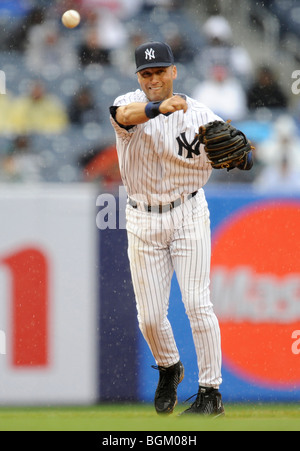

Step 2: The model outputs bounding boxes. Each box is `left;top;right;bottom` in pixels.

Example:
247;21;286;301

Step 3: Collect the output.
128;191;198;214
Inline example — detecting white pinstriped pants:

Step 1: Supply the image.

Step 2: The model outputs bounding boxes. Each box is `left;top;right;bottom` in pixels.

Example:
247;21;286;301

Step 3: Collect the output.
126;190;222;388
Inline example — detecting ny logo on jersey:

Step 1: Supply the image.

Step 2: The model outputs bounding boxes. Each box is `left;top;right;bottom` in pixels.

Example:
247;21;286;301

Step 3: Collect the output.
177;132;201;159
145;48;155;60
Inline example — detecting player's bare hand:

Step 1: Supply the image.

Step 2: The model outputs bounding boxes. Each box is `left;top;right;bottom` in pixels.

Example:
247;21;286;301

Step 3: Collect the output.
160;95;188;114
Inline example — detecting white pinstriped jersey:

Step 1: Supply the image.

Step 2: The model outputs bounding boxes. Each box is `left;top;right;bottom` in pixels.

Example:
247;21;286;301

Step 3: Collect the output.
110;88;223;387
110;89;222;205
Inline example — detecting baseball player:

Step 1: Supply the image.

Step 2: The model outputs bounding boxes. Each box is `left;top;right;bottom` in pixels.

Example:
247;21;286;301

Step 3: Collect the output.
109;41;253;417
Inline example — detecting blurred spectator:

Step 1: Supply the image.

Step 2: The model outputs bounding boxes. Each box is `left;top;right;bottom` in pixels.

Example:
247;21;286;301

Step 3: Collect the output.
25;20;77;76
5;7;45;52
111;30;149;75
68;0;143;19
0;135;43;183
254;156;300;192
10;80;69;134
78;143;121;190
0;90;15;135
78;28;111;66
68;86;103;125
0;0;32;17
247;66;288;111
164;30;195;64
255;114;300;170
292;99;300;129
80;8;129;54
197;15;253;84
142;0;181;11
192;65;248;121
114;0;144;19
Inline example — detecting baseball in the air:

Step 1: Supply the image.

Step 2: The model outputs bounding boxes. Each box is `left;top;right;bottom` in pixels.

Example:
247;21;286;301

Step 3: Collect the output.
62;10;81;29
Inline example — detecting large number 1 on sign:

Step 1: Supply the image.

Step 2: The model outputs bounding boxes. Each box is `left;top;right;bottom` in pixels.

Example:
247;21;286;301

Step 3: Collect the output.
1;248;49;367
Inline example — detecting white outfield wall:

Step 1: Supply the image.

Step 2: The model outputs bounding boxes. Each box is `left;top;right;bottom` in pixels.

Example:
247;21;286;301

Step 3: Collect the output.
0;184;99;405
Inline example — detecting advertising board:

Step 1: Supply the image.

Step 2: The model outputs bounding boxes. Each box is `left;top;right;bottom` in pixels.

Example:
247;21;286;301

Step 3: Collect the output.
138;188;300;402
0;185;98;404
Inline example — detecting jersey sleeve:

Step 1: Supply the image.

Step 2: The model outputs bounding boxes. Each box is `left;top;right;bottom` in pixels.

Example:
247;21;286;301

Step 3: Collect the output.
109;93;136;131
110;90;147;132
109;105;134;131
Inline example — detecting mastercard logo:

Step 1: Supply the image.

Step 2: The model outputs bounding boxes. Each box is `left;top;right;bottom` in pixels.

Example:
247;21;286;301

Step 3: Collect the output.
211;201;300;388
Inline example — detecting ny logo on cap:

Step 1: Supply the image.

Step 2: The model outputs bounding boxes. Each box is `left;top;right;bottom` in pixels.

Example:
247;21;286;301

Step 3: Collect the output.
145;48;155;60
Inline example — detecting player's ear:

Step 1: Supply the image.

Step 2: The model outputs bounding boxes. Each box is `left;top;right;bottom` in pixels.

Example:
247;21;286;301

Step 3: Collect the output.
172;65;177;80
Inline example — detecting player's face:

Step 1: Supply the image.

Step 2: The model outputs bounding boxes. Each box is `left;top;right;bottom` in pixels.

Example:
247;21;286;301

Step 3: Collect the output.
137;66;177;102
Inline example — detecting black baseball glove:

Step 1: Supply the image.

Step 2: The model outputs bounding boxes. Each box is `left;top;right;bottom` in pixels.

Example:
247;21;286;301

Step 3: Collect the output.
196;120;254;171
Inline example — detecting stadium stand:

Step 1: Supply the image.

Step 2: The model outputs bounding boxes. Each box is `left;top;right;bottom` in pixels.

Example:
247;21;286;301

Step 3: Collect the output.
0;0;299;190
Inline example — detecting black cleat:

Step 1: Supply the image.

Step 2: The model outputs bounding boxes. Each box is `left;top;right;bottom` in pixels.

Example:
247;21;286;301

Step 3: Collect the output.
180;386;225;418
152;360;184;414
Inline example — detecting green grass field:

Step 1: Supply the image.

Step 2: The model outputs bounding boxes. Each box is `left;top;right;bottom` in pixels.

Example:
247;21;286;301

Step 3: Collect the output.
0;403;299;431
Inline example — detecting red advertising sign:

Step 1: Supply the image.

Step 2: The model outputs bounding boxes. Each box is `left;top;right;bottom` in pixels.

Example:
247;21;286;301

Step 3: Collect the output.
211;201;300;387
1;248;49;367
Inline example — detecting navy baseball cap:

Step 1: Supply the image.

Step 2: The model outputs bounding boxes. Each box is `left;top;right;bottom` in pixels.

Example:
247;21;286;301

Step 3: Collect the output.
135;41;174;73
